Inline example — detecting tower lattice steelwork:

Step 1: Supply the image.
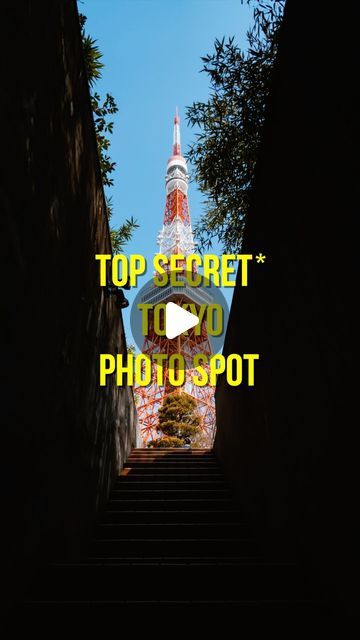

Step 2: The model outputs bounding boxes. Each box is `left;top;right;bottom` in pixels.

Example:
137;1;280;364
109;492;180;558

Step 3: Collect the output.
135;110;216;445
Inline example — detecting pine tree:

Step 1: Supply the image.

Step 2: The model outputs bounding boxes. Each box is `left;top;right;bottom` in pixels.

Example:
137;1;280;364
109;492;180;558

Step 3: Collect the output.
157;393;201;442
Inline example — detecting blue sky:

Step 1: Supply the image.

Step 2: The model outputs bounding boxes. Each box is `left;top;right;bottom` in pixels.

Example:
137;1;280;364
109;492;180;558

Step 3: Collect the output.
83;0;253;346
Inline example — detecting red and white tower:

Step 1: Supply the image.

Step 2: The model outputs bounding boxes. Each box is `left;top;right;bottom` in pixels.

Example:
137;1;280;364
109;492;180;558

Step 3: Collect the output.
135;110;216;446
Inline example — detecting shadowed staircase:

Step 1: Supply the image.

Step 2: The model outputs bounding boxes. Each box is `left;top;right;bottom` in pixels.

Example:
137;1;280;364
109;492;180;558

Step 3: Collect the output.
23;448;328;609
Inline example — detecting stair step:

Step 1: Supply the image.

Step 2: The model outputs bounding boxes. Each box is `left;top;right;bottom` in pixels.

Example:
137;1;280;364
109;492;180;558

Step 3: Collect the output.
127;453;216;458
101;510;247;524
126;456;219;466
125;463;220;468
130;449;213;454
128;450;216;455
67;555;262;566
109;489;231;500
112;480;227;491
118;473;224;481
95;522;251;539
118;464;224;479
89;539;258;558
106;498;236;511
24;601;327;611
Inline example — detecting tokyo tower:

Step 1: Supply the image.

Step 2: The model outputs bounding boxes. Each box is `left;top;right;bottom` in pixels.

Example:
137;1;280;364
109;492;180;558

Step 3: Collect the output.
135;109;216;446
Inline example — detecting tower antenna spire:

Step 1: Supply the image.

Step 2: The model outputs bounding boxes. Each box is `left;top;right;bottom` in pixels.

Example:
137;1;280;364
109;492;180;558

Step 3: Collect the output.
173;106;181;156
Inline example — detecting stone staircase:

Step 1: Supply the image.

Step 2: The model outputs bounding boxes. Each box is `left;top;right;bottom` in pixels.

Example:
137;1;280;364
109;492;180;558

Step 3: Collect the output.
23;448;328;610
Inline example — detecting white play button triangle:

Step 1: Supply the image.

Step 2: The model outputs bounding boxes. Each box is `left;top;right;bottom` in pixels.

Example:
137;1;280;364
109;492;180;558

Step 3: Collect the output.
165;302;199;340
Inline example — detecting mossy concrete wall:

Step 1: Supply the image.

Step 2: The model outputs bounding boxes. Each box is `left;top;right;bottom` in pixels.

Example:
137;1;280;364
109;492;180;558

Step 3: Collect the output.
0;0;137;587
214;0;358;608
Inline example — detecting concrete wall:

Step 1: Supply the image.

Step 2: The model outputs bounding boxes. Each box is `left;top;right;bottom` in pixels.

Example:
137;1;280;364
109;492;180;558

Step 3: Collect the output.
0;0;137;587
214;0;359;607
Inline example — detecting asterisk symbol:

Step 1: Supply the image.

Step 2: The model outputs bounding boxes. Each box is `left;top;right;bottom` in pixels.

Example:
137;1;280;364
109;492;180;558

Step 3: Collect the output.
255;253;266;263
